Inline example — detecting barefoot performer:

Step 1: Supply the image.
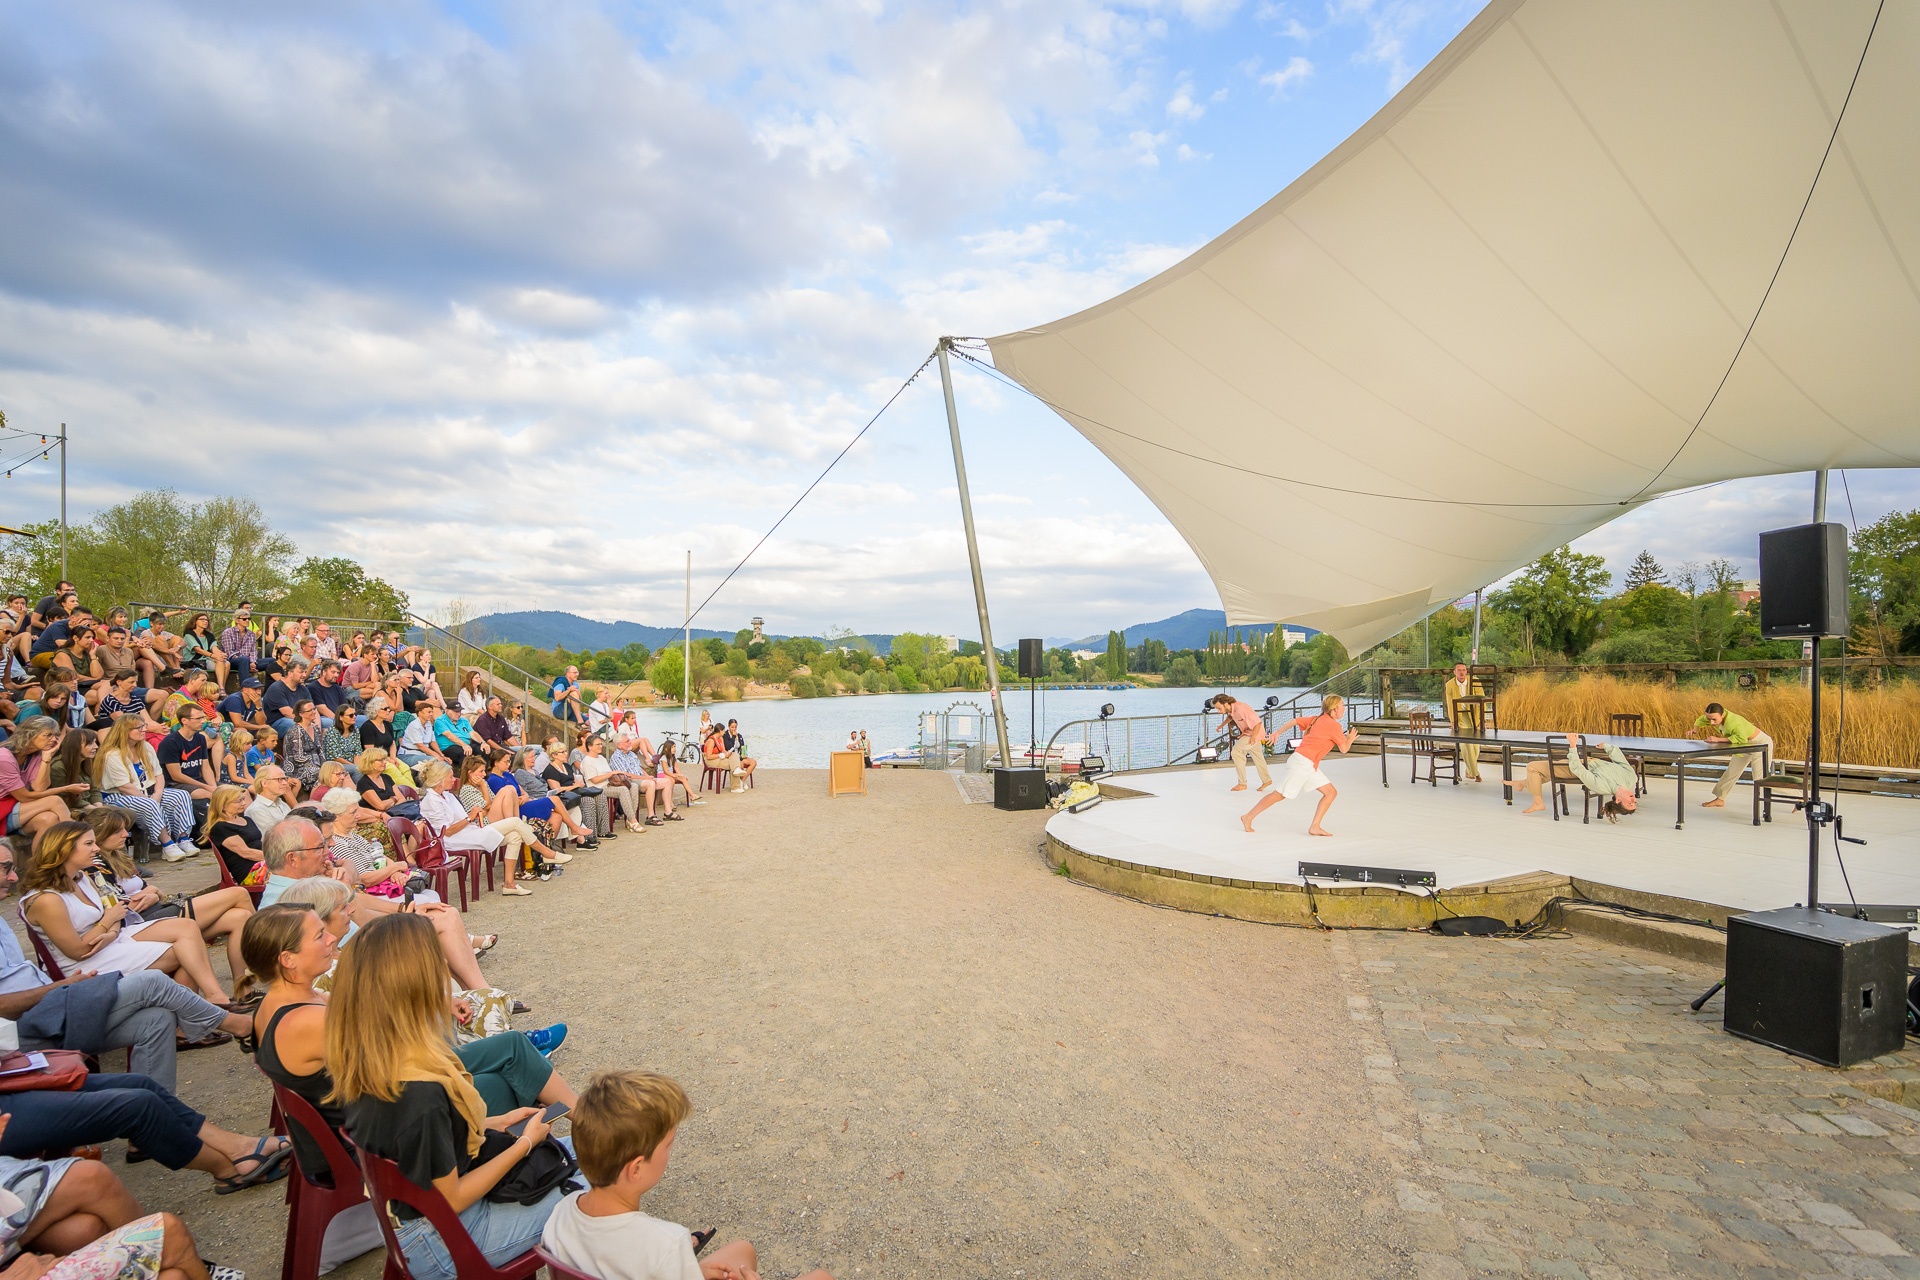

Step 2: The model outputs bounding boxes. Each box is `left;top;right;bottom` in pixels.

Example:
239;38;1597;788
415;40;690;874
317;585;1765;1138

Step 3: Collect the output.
1686;703;1771;809
1441;662;1485;782
1505;733;1639;820
1241;695;1361;836
1209;693;1272;793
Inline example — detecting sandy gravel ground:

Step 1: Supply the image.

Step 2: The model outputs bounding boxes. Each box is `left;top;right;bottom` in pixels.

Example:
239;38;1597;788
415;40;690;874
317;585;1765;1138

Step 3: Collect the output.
82;767;1418;1278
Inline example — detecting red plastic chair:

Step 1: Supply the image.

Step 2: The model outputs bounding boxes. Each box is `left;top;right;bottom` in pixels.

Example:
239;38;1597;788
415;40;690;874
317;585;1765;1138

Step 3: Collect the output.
347;1139;544;1280
410;819;469;911
265;1078;370;1280
213;843;267;907
18;903;69;980
534;1249;598;1280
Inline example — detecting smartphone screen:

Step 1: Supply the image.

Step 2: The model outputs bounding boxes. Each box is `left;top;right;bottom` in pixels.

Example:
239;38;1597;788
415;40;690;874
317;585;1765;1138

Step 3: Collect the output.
506;1101;569;1137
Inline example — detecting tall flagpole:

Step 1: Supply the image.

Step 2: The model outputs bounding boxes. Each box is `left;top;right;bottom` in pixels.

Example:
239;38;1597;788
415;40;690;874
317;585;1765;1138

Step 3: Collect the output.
936;338;1012;767
58;424;67;582
683;551;691;740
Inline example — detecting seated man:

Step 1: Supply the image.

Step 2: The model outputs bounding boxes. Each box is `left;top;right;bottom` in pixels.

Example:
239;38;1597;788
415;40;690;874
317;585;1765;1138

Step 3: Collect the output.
0;847;254;1093
305;660;351;728
1506;733;1638;821
472;695;515;752
257;818;494;992
218;676;268;730
218;607;259;681
263;660;309;736
432;704;476;769
609;736;677;825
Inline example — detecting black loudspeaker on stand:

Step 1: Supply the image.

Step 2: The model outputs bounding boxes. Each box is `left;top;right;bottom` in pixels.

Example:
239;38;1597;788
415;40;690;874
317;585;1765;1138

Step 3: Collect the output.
1704;521;1905;1069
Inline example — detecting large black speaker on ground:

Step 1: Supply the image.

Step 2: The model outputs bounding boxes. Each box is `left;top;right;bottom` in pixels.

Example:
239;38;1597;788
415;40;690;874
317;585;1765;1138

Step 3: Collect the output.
1017;638;1044;679
1724;907;1907;1067
993;767;1047;811
1759;522;1849;639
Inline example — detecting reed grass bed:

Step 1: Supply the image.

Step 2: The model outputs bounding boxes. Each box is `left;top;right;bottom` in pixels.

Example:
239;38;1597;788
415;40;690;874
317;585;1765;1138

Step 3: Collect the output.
1494;674;1920;771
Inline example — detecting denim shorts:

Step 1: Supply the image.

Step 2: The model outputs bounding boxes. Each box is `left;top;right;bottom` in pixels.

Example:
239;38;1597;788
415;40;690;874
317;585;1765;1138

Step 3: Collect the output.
390;1138;573;1280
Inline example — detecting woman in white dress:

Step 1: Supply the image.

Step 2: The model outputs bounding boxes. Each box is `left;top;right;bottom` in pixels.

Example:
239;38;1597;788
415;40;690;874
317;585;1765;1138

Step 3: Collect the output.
20;821;239;1001
456;670;489;718
415;760;534;899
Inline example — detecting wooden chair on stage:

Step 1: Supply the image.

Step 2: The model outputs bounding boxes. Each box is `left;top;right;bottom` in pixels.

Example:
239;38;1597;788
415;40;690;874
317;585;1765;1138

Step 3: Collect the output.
1606;712;1649;796
1755;733;1811;824
1545;736;1607;825
1408;709;1460;787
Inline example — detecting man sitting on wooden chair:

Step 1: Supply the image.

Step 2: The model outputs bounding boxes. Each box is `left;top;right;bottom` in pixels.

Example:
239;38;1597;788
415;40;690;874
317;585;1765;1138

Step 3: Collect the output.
1506;733;1638;822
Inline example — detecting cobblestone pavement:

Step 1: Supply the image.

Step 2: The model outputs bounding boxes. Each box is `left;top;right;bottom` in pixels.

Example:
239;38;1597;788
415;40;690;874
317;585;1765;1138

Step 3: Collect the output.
1334;930;1920;1279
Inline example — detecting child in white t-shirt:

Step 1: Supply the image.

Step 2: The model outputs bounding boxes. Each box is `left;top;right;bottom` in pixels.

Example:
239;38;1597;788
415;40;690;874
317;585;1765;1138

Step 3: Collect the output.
542;1071;834;1280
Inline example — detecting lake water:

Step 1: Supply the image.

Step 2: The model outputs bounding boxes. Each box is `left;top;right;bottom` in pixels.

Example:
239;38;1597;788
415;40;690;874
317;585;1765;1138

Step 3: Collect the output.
613;684;1315;769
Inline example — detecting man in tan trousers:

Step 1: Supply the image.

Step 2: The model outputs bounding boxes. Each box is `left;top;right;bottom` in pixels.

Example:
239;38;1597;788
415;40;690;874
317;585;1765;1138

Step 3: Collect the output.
1441;662;1484;782
1210;693;1272;791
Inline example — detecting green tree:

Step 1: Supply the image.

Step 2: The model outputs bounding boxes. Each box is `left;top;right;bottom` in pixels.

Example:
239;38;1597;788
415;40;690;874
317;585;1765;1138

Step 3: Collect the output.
1622;550;1666;592
701;637;728;664
725;647;751;678
592;653;626;681
621;642;652;667
1491;546;1612;663
1105;630;1125;679
280;555;408;622
185;497;300;608
1852;508;1920;653
734;628;755;647
1163;654;1203;687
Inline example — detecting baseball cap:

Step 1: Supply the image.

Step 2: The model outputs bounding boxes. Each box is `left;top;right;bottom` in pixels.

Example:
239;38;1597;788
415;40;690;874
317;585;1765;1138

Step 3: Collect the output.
241;677;263;689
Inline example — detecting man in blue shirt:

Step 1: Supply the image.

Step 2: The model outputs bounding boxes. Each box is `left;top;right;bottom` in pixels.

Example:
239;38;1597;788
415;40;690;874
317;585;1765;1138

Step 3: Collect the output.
218;676;267;729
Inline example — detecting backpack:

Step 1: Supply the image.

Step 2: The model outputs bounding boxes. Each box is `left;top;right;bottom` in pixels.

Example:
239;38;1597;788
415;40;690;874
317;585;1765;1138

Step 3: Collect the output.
475;1128;581;1205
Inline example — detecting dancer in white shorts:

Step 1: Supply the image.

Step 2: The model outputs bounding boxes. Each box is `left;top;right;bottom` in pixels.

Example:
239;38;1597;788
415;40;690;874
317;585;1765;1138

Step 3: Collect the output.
1240;695;1361;836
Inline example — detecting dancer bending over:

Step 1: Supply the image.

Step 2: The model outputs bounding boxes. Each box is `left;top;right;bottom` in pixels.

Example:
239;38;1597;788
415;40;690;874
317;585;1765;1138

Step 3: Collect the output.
1241;695;1361;836
1506;733;1638;821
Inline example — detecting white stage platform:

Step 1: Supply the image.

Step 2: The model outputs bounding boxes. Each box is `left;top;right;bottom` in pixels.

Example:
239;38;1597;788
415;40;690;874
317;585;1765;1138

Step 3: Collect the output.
1046;758;1920;913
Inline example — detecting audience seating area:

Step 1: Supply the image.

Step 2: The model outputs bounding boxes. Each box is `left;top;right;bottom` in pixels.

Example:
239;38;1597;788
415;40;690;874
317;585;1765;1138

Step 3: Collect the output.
0;586;784;1280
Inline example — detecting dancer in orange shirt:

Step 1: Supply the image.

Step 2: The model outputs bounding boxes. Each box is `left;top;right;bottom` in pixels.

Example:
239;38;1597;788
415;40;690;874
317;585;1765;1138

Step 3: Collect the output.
1240;695;1361;836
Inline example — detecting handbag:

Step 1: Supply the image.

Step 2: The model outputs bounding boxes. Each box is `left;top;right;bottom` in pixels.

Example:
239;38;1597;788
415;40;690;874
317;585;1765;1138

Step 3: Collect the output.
474;1129;581;1205
0;1050;90;1094
577;786;603;797
386;800;421;819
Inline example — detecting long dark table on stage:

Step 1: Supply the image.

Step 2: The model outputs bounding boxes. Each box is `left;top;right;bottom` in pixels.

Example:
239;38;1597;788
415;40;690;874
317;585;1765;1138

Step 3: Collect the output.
1371;726;1772;829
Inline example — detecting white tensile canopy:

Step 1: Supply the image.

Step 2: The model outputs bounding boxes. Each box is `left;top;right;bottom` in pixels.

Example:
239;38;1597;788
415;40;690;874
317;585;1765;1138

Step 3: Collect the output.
988;0;1920;651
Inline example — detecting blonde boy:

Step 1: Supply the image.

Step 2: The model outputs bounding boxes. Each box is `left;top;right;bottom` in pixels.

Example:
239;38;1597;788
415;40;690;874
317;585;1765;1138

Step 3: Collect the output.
543;1071;833;1280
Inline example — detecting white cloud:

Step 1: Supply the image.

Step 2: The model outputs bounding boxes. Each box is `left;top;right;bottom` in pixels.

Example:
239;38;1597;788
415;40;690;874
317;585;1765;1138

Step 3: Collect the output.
1166;76;1206;121
1260;56;1314;97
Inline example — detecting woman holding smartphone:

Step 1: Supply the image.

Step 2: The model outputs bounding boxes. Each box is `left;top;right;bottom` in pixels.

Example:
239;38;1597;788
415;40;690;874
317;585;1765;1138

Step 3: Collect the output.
330;914;578;1280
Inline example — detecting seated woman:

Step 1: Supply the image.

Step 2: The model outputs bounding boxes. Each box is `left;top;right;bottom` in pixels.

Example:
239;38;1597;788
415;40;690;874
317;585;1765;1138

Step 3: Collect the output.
511;746;598;850
1507;733;1639;822
83;806;257;1001
179;612;230;691
456;670;489;719
93;716;200;863
577;734;643;833
498;748;595;847
282;699;325;793
455;754;562;885
2;717;89;845
331;914;577;1280
20;821;243;1002
637;734;693;809
418;760;552;899
0;1115;246;1279
250;900;564;1139
543;736;611;839
201;784;266;889
48;726;100;812
354;745;417;816
317;787;435;902
702;725;754;793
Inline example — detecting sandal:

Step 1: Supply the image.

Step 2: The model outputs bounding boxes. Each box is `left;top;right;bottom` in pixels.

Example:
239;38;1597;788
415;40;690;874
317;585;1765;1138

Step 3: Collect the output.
178;1030;234;1051
470;934;498;954
215;1137;291;1195
692;1229;717;1256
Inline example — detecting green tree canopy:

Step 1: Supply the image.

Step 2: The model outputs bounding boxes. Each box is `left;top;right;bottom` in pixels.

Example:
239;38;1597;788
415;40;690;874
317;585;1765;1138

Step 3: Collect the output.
1491;546;1611;663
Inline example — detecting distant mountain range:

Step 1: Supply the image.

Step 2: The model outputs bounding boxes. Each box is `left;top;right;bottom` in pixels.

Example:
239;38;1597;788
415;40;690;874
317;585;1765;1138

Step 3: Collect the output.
463;611;741;651
1047;608;1318;652
463;607;1316;657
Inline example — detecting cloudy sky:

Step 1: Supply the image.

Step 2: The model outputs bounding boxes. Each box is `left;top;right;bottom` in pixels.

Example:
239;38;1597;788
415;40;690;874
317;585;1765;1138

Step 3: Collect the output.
1;0;1912;642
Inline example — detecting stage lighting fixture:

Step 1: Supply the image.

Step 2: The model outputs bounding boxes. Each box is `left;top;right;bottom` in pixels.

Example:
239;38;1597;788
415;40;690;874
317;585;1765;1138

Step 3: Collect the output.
1264;696;1280;709
1099;703;1115;719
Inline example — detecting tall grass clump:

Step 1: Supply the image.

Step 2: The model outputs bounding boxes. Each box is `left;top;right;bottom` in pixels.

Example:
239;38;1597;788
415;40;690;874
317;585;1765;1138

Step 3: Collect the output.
1496;673;1920;770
